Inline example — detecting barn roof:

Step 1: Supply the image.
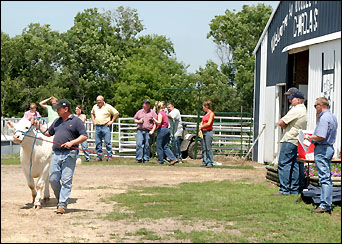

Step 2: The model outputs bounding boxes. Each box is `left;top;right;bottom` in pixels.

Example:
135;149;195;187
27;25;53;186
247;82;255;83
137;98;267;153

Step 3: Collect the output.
253;1;280;55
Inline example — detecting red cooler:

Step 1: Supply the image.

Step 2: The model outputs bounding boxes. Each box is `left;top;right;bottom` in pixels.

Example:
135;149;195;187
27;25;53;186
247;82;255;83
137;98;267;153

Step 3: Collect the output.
297;130;315;159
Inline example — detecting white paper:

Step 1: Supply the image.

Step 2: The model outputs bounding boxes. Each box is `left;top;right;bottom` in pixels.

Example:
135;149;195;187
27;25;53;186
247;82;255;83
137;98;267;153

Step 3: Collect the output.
298;130;309;152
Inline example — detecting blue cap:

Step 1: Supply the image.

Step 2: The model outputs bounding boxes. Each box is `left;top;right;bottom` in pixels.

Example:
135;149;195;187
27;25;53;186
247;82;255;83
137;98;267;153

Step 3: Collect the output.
288;91;304;99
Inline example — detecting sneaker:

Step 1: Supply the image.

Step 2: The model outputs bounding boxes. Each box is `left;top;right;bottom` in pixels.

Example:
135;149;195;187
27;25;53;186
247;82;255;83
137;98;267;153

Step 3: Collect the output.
56;206;65;214
143;161;149;164
206;164;213;168
311;207;331;214
136;160;143;163
96;158;102;162
200;164;207;167
170;160;178;165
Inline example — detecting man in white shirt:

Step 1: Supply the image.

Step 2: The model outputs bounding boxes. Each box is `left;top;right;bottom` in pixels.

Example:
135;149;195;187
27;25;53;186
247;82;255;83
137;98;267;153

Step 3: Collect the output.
273;91;307;196
167;102;183;162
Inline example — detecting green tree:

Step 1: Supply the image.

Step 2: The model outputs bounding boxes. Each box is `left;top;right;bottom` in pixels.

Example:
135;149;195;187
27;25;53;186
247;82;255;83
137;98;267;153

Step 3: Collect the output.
195;60;240;113
113;34;189;117
207;3;272;113
58;8;122;115
104;6;144;41
1;24;63;117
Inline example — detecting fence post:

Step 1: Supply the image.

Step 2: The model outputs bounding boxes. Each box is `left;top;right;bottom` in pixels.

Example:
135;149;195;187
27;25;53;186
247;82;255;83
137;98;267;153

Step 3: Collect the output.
240;106;243;157
118;118;121;153
194;89;201;159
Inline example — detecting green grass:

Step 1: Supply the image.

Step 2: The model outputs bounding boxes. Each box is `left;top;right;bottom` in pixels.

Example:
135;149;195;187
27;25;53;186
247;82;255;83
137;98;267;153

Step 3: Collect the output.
1;153;20;165
102;180;341;243
0;155;253;170
1;158;21;165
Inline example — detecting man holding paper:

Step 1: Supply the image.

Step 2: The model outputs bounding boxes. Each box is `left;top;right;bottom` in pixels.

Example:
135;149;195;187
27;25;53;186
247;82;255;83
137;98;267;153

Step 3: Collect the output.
305;97;337;214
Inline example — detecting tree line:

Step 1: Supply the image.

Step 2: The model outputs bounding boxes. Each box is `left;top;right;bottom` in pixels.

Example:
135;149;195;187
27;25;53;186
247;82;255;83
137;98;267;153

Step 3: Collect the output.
1;4;272;118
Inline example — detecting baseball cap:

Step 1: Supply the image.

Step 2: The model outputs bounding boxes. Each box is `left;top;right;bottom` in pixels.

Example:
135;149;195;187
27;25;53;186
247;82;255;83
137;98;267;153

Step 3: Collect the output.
288;91;305;99
143;99;151;104
56;99;71;109
284;87;299;95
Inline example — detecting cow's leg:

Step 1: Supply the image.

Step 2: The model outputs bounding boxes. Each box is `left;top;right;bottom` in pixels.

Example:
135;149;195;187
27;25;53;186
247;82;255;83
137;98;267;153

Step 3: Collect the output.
22;167;37;204
34;182;43;209
43;163;51;202
35;162;51;209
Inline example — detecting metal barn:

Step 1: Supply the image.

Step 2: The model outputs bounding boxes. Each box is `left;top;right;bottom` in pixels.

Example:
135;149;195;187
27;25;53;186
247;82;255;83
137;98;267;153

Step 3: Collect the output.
252;1;341;164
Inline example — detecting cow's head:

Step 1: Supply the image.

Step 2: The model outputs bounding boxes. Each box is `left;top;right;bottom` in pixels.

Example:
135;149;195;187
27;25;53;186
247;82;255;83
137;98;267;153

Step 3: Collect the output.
7;118;33;144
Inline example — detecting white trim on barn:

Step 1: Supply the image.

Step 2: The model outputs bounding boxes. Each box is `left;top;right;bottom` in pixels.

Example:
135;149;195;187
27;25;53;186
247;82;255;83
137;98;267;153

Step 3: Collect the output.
282;31;341;53
257;31;268;164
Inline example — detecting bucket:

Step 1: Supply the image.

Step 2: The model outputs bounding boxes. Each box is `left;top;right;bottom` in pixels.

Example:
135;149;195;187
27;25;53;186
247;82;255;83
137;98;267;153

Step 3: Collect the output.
297;130;315;160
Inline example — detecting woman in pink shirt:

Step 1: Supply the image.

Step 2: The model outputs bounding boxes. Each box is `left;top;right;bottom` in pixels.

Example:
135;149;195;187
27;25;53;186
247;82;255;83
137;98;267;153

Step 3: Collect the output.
24;103;41;121
199;101;215;167
153;101;177;165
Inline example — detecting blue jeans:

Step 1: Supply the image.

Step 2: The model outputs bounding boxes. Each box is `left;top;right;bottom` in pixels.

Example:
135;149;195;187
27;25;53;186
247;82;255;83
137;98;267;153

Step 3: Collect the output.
201;130;214;166
136;129;152;162
278;142;300;195
157;127;176;163
95;125;112;159
77;140;91;161
173;136;182;160
50;150;77;208
314;144;334;210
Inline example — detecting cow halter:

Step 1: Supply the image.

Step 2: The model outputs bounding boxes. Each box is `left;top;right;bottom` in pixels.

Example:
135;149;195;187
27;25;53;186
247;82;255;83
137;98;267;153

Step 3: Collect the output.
14;118;48;182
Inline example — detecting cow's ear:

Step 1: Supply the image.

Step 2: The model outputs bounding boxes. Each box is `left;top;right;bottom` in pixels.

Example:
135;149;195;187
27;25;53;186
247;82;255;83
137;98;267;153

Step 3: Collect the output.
7;122;15;130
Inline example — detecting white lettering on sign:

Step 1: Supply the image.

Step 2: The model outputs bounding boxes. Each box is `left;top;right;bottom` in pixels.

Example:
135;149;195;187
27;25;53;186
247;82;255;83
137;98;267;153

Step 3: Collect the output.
270;1;319;53
293;8;318;38
295;1;312;13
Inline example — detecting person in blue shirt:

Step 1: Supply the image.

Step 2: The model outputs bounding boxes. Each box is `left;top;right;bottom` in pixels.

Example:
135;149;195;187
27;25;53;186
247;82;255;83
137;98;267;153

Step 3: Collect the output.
304;97;338;214
33;99;88;214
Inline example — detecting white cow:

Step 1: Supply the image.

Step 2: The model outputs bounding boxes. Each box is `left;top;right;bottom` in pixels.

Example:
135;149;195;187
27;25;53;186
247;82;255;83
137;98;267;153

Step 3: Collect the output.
7;118;53;209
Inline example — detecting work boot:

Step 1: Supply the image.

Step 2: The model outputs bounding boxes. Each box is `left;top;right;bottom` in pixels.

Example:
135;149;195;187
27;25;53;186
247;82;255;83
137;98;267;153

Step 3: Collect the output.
311;207;331;214
56;206;65;215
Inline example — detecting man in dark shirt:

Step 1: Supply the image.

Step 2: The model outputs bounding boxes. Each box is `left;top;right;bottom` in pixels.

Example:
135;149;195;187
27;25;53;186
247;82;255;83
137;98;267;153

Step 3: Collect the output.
33;99;87;214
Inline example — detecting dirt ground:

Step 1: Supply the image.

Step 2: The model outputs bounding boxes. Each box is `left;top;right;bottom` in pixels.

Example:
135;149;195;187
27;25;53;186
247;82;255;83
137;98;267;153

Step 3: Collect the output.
1;157;267;243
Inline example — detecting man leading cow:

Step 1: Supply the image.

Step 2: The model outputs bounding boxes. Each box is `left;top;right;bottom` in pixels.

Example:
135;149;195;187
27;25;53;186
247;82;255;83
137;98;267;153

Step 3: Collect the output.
33;98;88;214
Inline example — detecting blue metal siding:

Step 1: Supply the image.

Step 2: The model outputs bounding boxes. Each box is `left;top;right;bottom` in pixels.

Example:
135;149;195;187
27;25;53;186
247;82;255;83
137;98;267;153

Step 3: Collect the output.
266;1;341;87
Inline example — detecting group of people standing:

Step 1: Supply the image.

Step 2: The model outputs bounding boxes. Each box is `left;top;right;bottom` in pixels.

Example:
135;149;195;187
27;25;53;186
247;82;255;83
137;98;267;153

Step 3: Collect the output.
28;95;215;214
27;95;215;167
274;87;338;214
133;99;215;167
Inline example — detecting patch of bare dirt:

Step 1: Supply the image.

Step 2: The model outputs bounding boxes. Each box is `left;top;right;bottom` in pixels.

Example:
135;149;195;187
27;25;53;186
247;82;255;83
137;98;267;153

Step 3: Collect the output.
1;160;266;243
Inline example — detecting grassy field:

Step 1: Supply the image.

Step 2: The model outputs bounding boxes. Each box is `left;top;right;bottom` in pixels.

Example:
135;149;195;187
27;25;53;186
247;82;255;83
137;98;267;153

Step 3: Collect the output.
2;153;341;243
101;180;341;243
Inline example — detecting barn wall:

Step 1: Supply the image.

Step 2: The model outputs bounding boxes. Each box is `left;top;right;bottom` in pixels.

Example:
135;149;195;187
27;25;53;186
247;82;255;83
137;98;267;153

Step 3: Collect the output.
308;38;341;157
256;32;268;164
252;48;261;162
263;86;276;163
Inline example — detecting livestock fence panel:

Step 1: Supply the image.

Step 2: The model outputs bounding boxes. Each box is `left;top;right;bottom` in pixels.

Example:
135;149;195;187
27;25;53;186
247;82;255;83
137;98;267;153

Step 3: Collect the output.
1;114;253;159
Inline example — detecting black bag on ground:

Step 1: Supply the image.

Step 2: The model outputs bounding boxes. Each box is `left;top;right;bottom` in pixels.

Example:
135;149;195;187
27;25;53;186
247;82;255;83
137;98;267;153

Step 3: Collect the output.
301;184;341;205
